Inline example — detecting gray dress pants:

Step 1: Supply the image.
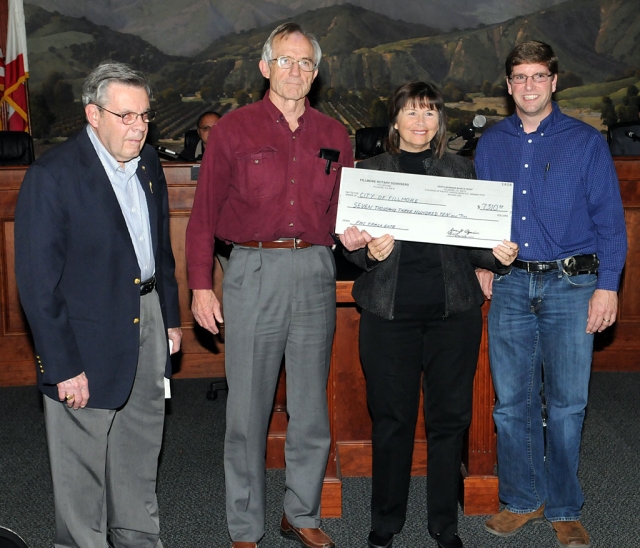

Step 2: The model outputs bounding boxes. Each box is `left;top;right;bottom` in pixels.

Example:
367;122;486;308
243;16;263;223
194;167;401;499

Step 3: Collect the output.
44;291;166;548
223;244;335;542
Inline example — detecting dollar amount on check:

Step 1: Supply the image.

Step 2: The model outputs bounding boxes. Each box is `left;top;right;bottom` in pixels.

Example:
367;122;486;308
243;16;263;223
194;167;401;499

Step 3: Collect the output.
335;167;513;249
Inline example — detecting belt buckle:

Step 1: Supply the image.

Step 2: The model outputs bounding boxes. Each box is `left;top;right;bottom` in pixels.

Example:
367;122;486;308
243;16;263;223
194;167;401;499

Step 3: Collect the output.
140;275;155;295
562;254;599;276
292;238;300;250
563;256;577;272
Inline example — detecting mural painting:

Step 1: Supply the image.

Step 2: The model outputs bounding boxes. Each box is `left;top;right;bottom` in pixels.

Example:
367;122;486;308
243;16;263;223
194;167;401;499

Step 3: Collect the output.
23;0;640;155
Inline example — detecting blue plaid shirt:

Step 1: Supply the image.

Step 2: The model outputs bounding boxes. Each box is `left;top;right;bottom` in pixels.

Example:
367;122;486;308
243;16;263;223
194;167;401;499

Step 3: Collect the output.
475;102;627;291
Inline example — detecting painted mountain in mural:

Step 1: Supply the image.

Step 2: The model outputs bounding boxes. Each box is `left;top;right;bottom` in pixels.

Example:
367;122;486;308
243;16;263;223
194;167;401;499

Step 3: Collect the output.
25;0;639;140
267;0;570;31
192;0;640;91
25;0;640;92
25;0;571;56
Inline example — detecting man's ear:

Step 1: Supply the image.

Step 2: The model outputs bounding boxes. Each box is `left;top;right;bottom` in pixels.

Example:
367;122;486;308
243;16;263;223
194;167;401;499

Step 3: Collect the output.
259;59;270;80
85;104;100;128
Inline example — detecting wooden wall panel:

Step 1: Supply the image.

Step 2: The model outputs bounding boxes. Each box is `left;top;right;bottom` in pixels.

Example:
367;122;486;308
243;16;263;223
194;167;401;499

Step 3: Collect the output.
0;169;36;386
592;157;640;370
464;304;496;477
4;159;637;385
2;221;23;334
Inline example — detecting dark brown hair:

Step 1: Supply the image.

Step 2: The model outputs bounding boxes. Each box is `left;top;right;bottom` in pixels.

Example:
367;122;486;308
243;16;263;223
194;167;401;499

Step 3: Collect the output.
505;40;559;78
387;81;447;158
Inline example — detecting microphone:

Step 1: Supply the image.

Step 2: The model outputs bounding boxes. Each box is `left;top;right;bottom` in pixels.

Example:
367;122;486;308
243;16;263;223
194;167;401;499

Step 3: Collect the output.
449;114;487;141
156;146;180;157
625;131;640;142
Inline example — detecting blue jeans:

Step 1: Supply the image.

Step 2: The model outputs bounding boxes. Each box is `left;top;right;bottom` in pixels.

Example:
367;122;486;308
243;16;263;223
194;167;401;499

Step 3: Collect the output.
488;266;596;521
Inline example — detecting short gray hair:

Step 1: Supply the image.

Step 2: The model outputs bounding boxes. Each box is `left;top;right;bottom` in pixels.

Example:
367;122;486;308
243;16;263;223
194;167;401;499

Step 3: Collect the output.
82;61;151;106
261;23;322;69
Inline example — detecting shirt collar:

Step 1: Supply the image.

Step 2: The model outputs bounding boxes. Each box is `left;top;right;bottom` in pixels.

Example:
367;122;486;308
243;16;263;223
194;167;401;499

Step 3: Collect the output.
261;89;311;128
86;124;141;179
510;101;560;135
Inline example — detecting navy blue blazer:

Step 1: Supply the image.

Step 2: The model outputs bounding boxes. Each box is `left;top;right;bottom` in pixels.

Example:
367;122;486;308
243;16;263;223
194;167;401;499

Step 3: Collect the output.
15;128;181;409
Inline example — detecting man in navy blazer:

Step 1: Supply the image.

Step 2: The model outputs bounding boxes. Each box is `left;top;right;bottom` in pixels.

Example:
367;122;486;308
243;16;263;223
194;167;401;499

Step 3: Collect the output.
15;61;181;548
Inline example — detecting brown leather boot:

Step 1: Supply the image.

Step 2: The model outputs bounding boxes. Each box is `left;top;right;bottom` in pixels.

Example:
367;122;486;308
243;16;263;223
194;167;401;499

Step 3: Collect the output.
484;505;546;536
552;521;590;547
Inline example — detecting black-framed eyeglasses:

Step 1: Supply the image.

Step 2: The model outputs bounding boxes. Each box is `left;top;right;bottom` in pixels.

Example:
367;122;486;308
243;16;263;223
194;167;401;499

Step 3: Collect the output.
269;56;316;72
509;73;554;84
95;105;156;125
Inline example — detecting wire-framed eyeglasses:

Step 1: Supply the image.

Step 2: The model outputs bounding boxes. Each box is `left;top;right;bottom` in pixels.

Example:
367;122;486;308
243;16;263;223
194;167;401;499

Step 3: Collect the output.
270;56;316;72
509;73;554;85
95;105;156;125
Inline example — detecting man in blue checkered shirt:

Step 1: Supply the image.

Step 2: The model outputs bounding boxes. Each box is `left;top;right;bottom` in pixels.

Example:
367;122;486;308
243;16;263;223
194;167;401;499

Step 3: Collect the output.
474;41;627;548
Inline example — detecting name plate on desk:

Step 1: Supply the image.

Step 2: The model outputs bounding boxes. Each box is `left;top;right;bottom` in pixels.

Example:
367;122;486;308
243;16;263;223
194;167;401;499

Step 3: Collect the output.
336;167;513;248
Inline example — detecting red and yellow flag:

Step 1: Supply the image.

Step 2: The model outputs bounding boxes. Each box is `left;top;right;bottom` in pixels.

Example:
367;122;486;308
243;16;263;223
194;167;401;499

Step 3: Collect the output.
1;0;29;131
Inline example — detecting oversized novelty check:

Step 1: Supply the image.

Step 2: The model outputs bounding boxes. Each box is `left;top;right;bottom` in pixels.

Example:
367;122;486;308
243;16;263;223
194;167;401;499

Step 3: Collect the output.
335;167;513;248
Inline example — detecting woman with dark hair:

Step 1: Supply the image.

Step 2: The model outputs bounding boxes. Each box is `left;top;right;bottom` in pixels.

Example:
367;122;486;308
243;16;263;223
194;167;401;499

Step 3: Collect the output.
341;81;518;548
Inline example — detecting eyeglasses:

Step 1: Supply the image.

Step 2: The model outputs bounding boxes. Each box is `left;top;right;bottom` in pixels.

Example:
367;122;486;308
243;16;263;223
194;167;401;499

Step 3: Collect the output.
270;56;316;72
509;73;554;84
95;105;156;124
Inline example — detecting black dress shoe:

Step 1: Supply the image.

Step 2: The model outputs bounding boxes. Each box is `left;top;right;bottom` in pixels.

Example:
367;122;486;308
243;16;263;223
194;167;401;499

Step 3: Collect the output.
431;532;463;548
367;531;393;548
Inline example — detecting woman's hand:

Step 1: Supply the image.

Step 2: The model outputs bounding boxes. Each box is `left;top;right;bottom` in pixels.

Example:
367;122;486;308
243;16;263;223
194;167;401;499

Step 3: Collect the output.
475;268;494;300
492;240;519;266
367;234;395;262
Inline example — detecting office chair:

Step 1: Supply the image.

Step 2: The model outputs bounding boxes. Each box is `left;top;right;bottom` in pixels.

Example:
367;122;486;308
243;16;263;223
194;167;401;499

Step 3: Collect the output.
607;121;640;156
355;126;387;160
0;526;29;548
183;129;199;151
0;131;35;166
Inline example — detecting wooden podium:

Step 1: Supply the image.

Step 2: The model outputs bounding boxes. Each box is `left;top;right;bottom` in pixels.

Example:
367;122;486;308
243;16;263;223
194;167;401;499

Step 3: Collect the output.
300;284;499;517
2;157;640;517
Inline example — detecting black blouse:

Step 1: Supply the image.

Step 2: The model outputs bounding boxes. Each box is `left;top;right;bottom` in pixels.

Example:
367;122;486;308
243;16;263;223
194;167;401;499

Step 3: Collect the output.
395;149;445;310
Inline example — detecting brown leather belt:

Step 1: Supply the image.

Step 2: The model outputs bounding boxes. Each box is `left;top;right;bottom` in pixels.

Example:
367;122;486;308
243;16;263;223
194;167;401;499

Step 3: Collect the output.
236;239;313;249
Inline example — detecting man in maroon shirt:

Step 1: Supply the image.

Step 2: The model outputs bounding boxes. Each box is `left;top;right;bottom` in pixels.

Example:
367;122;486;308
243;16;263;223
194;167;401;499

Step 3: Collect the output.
185;22;353;548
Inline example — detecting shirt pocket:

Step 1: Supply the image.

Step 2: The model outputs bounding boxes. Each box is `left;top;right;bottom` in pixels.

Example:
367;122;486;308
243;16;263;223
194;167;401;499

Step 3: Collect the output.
311;155;342;204
235;146;280;198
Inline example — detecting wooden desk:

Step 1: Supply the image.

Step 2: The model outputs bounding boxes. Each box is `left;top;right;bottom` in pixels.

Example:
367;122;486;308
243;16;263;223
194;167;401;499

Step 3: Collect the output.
2;158;639;517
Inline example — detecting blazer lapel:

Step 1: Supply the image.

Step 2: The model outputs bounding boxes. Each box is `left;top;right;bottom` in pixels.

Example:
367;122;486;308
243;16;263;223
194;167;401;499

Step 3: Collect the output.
137;159;159;255
77;128;148;264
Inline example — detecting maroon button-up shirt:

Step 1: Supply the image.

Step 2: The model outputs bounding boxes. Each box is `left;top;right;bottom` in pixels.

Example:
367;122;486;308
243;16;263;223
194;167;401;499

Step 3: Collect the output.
186;91;354;289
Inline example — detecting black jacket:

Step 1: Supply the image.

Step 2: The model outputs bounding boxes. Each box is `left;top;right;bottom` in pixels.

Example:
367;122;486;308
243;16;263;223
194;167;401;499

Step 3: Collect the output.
345;151;509;320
